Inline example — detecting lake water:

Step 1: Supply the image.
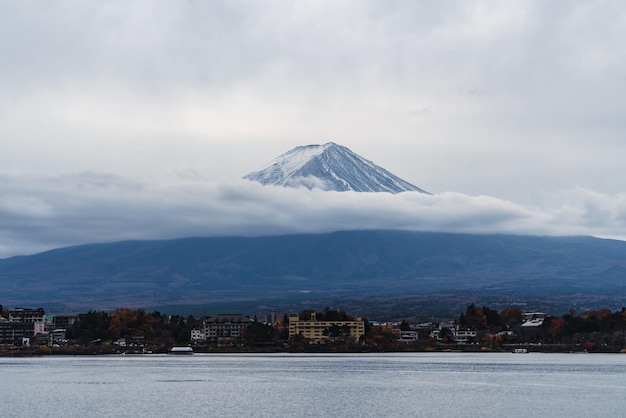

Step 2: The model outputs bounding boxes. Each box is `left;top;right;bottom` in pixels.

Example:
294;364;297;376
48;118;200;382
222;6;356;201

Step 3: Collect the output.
1;353;624;417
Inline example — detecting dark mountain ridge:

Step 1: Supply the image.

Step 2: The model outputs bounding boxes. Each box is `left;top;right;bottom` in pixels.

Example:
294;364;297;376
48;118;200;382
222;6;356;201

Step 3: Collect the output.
1;231;625;313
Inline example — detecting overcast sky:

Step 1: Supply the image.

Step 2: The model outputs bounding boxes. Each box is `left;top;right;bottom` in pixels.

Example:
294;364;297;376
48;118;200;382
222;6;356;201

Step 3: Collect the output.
1;1;626;258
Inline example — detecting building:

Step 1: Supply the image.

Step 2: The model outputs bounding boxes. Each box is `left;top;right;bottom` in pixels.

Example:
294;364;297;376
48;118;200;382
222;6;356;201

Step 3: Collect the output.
523;312;548;321
53;314;79;329
516;312;550;342
397;330;419;344
454;329;478;344
430;321;456;341
429;326;477;343
264;310;278;326
202;314;253;343
0;322;35;343
1;308;46;345
190;329;206;342
9;308;45;323
288;311;365;343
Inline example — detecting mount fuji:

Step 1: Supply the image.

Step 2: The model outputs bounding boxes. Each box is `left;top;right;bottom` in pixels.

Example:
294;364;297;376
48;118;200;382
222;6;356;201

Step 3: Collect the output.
243;142;430;194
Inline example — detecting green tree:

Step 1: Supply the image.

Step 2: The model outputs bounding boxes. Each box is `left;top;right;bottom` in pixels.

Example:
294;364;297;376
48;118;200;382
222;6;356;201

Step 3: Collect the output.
299;310;315;320
170;315;191;345
399;320;411;331
75;311;112;344
65;325;77;340
243;322;278;345
463;304;487;330
482;306;503;329
438;327;453;343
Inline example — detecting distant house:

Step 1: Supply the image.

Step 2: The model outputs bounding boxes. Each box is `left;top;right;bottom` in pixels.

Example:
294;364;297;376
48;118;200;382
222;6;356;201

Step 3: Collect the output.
523;312;548;321
49;329;66;344
430;326;477;343
202;314;253;343
397;330;419;344
454;329;477;344
129;336;145;346
430;321;456;341
516;312;550;342
288;311;365;344
412;322;436;333
190;329;205;342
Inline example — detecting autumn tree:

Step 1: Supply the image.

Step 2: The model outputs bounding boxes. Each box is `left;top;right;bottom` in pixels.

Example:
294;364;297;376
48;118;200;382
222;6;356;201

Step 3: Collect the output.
462;304;487;330
500;307;524;328
550;317;566;342
368;324;396;349
107;308;161;341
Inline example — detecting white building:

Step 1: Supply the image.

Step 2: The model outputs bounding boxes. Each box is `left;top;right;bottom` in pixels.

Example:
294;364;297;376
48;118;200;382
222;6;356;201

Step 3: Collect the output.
397;330;419;344
454;329;477;344
190;329;206;342
202;314;253;342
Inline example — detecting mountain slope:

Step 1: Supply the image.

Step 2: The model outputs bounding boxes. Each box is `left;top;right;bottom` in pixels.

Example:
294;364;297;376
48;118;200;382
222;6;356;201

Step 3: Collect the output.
243;142;430;194
1;231;624;312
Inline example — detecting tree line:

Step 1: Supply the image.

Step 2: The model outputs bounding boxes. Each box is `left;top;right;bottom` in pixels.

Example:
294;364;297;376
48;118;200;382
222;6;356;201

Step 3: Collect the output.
19;304;626;353
68;309;200;350
455;304;626;351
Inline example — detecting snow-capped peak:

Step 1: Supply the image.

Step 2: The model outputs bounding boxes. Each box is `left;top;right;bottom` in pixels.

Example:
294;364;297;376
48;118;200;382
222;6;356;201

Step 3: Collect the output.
259;143;333;178
243;142;430;194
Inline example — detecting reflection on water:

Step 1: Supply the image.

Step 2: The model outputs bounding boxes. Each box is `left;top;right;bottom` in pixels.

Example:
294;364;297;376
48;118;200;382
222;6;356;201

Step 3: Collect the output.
1;353;624;417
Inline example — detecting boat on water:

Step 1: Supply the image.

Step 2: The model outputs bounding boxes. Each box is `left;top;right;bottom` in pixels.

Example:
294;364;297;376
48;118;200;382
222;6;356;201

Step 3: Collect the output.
513;348;528;354
169;346;194;355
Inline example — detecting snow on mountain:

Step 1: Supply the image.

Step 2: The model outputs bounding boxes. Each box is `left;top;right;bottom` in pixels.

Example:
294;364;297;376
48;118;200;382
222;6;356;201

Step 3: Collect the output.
243;142;431;194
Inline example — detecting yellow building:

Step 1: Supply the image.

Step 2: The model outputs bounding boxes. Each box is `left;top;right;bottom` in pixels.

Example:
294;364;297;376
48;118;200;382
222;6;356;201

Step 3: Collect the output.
288;311;365;343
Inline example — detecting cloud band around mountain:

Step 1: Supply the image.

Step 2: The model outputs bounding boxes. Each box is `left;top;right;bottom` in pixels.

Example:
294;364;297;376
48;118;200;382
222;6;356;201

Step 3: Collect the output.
1;172;625;258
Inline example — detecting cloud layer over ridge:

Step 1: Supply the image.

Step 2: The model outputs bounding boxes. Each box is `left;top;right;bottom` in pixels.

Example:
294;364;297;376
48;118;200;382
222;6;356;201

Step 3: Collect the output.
2;172;625;258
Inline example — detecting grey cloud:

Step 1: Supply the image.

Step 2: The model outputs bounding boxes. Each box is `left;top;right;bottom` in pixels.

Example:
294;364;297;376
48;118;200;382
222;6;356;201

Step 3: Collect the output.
1;1;626;257
1;173;625;259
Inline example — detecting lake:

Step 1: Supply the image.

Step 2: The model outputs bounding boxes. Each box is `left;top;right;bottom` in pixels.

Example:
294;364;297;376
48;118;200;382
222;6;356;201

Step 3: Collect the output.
1;352;624;417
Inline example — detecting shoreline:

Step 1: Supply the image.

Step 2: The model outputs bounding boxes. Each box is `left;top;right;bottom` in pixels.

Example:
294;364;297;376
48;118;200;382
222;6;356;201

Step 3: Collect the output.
3;345;625;357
